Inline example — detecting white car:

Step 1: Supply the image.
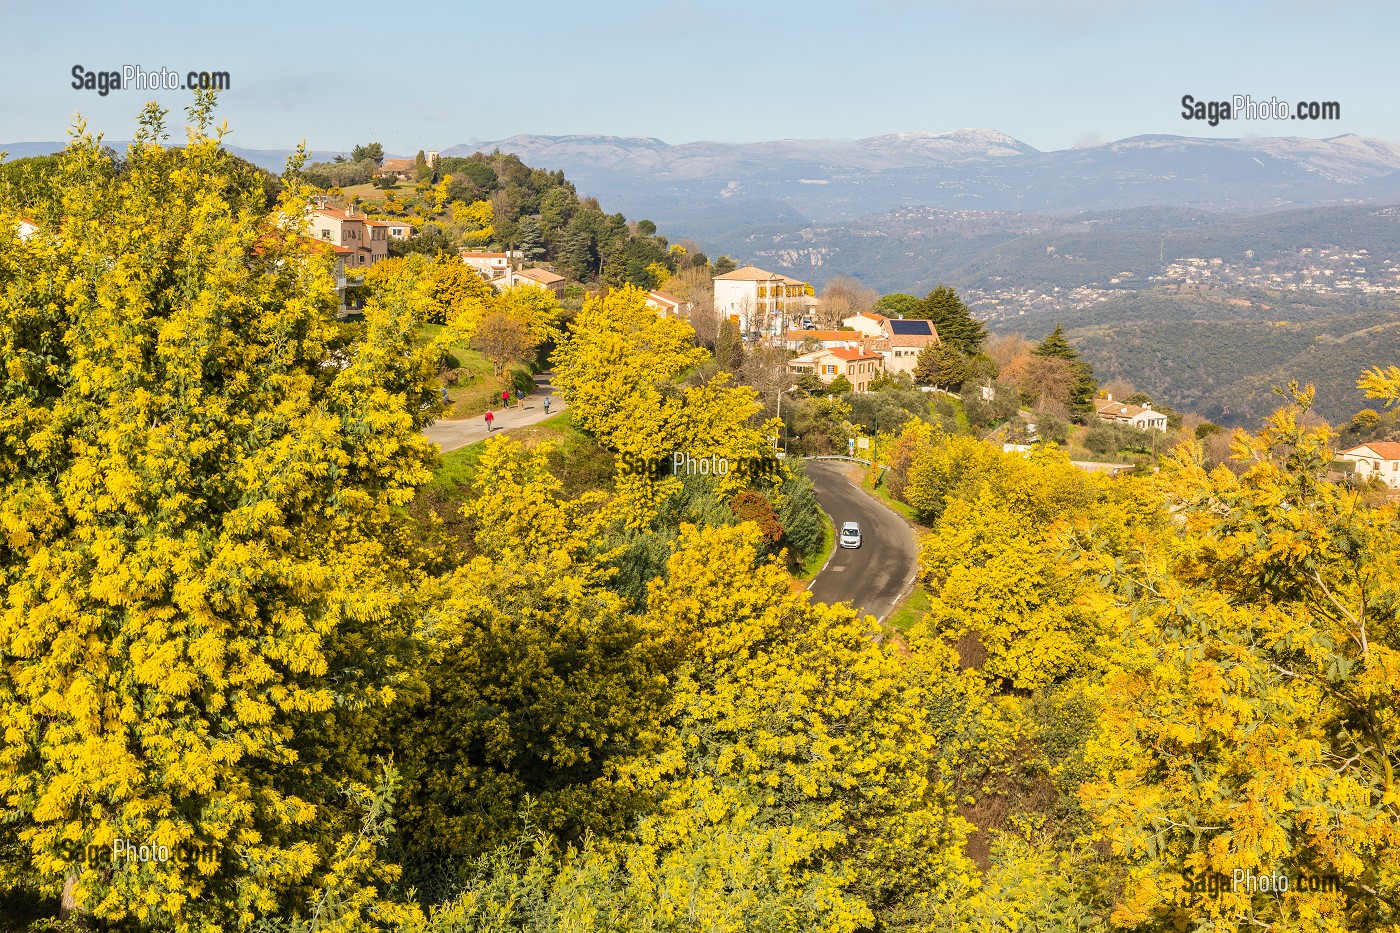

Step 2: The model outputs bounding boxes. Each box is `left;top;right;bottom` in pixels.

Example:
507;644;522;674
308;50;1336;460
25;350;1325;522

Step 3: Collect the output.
839;521;862;549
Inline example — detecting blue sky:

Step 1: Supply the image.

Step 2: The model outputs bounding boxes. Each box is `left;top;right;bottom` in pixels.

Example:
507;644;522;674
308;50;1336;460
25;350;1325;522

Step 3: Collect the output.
2;0;1395;153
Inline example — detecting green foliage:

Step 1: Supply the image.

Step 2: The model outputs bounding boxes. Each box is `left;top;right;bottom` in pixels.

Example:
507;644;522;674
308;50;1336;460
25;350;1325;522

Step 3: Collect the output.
1032;325;1098;421
873;292;922;318
963;381;1021;428
1024;294;1400;427
351;142;385;165
914;342;969;389
303;158;378;188
775;467;825;562
846;384;931;436
1083;421;1156;456
918;284;987;354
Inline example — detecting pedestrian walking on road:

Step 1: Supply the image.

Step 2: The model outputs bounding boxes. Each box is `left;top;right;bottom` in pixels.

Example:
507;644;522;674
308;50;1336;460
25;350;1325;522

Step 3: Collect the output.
485;409;495;432
516;388;524;406
501;389;510;409
543;395;551;415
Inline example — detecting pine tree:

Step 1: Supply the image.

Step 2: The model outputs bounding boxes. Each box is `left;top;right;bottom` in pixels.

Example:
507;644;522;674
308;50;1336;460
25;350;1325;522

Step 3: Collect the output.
557;224;595;282
517;216;545;260
1032;324;1077;360
919;284;987;354
601;240;629;289
1032;324;1098;421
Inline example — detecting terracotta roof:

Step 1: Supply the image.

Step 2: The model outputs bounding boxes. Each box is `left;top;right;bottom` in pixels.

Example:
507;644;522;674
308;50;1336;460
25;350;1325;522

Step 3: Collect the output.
1095;399;1165;421
516;267;565;285
858;311;888;323
1343;442;1400;461
299;235;355;256
884;333;939;348
715;265;786;282
378;159;416;172
826;347;882;362
462;251;510;259
648;289;684;305
311;206;366;223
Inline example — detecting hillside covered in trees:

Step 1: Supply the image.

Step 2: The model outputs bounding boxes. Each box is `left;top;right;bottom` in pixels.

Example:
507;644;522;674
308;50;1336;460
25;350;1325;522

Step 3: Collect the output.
301;142;711;293
995;291;1400;426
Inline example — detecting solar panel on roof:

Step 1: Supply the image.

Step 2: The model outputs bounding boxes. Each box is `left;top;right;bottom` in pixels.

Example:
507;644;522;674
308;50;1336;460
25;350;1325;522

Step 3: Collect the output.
887;319;934;335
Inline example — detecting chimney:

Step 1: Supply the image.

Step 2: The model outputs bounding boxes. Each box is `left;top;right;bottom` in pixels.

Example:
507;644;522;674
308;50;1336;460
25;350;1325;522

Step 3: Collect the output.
346;203;355;217
1105;392;1112;402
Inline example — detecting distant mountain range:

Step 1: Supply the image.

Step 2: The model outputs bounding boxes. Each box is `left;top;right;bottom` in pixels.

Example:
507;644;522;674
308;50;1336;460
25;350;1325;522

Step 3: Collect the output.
436;130;1400;229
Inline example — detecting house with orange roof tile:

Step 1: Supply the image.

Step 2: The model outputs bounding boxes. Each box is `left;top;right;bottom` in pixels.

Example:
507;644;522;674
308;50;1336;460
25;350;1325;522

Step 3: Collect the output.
1094;394;1168;432
305;202;389;268
781;329;866;351
461;250;519;281
788;346;885;393
646;290;691;317
507;266;566;299
1339;441;1400;488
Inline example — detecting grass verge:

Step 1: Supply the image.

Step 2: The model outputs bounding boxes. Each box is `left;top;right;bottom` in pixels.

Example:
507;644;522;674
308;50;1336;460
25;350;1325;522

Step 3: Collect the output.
884;584;930;634
870;471;921;524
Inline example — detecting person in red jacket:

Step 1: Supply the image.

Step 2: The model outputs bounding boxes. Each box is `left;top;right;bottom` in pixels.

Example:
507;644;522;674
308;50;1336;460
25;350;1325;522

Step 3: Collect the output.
501;389;510;408
484;409;495;432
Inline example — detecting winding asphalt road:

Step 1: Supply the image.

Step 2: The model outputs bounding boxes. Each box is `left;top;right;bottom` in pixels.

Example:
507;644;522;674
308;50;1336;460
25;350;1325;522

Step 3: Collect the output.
804;460;919;623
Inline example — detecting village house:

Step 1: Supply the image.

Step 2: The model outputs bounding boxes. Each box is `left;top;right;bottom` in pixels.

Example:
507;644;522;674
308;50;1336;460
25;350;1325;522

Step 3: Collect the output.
646;290;691;317
714;266;811;338
461;250;519;281
306;203;389;268
788;346;885;393
384;221;415;239
840;313;940;376
1339;442;1400;489
16;217;39;241
842;311;889;337
507;267;566;299
1094;395;1169;432
376;151;438;181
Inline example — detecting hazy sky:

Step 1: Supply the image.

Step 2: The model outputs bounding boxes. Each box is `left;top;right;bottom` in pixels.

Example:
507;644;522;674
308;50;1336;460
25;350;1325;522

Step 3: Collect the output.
2;0;1396;154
